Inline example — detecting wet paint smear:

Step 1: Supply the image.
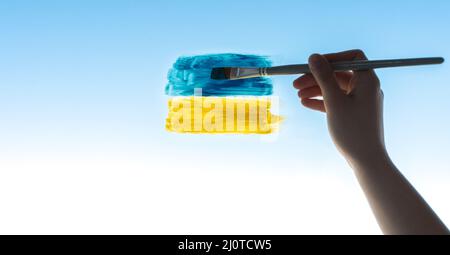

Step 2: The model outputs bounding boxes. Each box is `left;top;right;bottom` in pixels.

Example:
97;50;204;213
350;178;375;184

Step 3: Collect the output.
165;53;273;96
166;97;282;134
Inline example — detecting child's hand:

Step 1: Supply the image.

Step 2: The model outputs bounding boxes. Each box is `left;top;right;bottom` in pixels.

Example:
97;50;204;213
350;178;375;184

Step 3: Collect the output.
293;50;385;166
294;50;449;234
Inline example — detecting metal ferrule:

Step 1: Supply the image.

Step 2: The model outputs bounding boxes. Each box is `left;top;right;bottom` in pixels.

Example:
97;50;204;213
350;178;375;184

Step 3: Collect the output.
233;67;267;79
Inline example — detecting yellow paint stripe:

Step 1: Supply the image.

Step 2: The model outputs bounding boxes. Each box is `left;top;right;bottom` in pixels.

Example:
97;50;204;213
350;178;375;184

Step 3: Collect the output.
166;97;282;134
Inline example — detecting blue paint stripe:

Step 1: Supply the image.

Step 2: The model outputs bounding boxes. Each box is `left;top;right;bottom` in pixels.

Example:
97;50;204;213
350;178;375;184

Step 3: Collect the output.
165;53;273;96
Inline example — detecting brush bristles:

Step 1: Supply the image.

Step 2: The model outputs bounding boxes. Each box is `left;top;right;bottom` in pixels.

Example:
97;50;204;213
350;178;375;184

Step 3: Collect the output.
210;67;232;80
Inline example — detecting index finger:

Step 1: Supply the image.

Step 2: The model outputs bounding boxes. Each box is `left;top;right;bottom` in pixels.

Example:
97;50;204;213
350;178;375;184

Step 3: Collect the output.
324;49;377;77
323;49;368;62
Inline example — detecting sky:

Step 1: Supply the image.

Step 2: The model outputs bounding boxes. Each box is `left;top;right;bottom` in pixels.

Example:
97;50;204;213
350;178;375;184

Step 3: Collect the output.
0;0;449;234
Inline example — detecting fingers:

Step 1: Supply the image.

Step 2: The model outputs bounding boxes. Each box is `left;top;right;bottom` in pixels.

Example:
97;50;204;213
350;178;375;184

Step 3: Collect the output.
323;49;367;62
292;50;363;90
308;54;344;102
294;73;354;114
293;50;382;113
292;73;326;112
293;74;315;90
301;98;325;112
323;49;378;87
294;72;353;90
298;86;321;99
350;50;381;95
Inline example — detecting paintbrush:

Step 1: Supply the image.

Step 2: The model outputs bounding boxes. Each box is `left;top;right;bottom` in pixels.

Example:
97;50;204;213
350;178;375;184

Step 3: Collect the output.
210;57;444;80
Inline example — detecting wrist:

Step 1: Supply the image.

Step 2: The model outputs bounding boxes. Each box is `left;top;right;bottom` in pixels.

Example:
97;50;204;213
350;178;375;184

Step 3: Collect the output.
344;145;391;173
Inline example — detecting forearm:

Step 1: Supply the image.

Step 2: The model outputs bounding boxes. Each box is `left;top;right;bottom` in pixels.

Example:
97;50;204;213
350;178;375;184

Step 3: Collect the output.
348;150;449;235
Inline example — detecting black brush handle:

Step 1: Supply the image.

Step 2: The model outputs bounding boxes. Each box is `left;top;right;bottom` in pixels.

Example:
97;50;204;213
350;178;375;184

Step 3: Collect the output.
266;57;444;75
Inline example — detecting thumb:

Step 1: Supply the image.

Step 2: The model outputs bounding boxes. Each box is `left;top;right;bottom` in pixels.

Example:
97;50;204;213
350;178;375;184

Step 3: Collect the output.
308;54;344;103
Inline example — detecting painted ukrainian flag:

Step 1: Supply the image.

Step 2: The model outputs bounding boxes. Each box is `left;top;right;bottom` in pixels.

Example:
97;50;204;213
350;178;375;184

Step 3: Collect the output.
165;54;282;134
